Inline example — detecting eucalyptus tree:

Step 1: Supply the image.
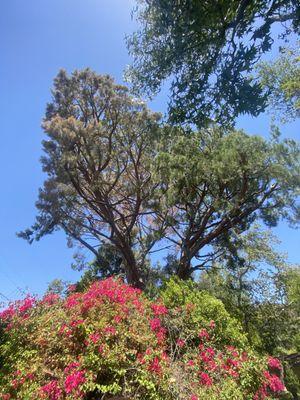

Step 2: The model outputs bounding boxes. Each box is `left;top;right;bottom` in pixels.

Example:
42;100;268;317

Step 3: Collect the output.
127;0;300;126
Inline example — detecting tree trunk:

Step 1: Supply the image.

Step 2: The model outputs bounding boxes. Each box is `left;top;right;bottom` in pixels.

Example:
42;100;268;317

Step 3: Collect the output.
119;242;145;290
177;253;193;280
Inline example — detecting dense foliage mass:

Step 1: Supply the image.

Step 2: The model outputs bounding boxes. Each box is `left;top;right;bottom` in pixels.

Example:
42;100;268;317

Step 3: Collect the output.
257;44;300;122
127;0;299;126
0;278;289;400
18;69;300;288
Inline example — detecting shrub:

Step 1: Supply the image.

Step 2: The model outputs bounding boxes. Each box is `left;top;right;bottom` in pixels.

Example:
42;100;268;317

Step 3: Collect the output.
0;278;287;399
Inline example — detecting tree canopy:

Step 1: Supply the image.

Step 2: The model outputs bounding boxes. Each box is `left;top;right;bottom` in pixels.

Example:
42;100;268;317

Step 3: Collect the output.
155;126;300;278
126;0;300;126
18;69;300;289
18;69;164;289
258;43;300;122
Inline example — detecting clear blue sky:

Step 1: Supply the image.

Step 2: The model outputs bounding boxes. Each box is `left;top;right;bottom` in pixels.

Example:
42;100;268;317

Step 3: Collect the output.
0;0;299;303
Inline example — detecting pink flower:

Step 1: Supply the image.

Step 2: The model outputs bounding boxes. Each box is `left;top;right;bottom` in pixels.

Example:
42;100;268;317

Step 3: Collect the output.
70;319;84;328
89;332;100;344
200;348;214;363
113;315;122;324
0;305;16;321
198;329;210;341
98;345;104;354
209;320;216;329
264;371;285;393
64;370;86;394
65;293;81;309
156;327;167;344
104;326;116;335
176;338;185;348
226;358;239;368
64;362;80;374
148;356;161;374
68;284;77;292
41;293;60;306
268;357;282;371
151;303;168;316
199;372;213;386
40;380;62;400
150;318;162;331
190;395;198;400
18;295;36;314
187;360;195;367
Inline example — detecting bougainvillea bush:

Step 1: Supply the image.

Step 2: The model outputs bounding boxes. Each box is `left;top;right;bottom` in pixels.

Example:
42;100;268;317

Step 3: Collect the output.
0;278;288;400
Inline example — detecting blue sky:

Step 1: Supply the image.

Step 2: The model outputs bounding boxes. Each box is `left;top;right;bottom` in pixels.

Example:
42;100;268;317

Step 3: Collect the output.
0;0;299;303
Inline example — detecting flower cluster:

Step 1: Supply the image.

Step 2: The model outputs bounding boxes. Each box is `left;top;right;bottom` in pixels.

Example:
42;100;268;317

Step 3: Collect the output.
0;278;287;400
0;295;36;326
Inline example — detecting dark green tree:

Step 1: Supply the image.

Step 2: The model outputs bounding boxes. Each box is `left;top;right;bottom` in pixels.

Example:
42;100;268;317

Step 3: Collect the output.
154;126;300;279
127;0;300;126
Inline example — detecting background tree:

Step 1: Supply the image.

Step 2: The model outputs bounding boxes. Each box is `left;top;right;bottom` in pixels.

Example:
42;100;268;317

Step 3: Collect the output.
154;126;300;279
197;223;300;359
18;69;166;289
127;0;300;126
257;43;300;122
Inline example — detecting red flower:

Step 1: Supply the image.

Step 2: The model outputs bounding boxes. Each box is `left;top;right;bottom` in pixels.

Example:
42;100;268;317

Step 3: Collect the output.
268;357;282;371
198;329;210;341
40;380;62;400
65;370;86;394
151;303;168;316
150;318;162;331
176;338;185;348
148;356;161;374
199;372;213;386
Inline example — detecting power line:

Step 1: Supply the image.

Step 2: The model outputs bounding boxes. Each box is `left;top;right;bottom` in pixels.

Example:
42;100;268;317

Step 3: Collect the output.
0;255;30;297
0;292;10;302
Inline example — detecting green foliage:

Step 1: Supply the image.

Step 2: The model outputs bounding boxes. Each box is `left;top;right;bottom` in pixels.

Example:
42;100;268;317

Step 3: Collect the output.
18;69;164;289
126;0;299;126
0;278;289;400
160;277;247;348
154;127;300;278
18;70;300;288
258;44;300;122
74;243;124;291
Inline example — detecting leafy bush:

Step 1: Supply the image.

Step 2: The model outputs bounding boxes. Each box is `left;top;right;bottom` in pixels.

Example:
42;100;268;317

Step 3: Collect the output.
0;278;288;399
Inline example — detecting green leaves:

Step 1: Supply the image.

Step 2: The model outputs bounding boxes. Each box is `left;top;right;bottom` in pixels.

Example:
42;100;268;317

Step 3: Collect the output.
18;69;163;288
152;126;300;277
127;0;299;126
19;68;300;287
257;44;300;123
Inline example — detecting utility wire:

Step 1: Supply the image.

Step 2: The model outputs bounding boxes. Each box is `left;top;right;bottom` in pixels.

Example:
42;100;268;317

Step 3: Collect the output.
0;292;10;302
0;255;30;297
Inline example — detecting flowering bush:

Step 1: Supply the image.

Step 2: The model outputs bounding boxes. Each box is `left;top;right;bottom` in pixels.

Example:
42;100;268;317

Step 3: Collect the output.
0;278;288;399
